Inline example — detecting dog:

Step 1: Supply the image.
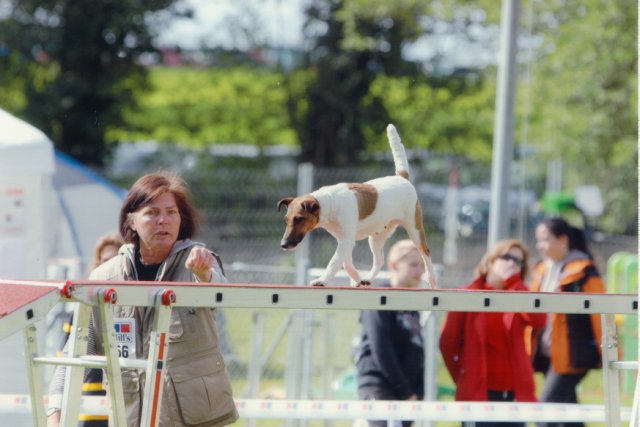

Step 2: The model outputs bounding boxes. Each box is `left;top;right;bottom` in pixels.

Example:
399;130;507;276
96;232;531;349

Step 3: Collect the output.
277;124;437;288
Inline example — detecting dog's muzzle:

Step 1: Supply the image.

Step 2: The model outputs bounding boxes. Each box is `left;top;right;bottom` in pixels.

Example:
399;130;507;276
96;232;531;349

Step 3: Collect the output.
280;238;299;250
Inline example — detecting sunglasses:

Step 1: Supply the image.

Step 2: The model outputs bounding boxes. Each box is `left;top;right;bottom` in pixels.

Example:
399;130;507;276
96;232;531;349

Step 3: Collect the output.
498;253;524;267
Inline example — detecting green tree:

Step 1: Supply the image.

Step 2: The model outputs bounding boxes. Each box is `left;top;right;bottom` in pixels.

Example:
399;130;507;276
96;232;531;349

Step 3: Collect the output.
430;0;637;233
294;0;428;166
0;0;190;166
363;74;495;160
110;66;297;148
524;0;637;233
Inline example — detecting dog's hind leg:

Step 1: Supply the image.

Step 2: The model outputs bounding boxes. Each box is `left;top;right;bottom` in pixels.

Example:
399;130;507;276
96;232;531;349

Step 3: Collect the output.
405;203;437;288
404;225;437;288
360;225;397;286
310;239;356;286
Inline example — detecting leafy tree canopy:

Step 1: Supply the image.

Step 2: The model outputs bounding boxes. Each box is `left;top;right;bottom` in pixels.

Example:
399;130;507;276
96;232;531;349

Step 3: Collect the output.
0;0;191;166
524;0;637;233
110;66;297;148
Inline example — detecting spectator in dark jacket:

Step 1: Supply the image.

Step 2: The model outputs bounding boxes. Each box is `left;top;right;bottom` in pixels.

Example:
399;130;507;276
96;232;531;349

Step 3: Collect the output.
355;239;426;427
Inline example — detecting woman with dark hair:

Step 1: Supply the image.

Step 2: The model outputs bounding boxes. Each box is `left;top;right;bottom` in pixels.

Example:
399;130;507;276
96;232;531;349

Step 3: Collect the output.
530;217;605;427
440;239;546;427
47;172;238;427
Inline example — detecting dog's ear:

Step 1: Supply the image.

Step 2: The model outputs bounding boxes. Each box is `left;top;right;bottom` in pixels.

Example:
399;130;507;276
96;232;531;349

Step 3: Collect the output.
277;197;294;212
301;200;319;214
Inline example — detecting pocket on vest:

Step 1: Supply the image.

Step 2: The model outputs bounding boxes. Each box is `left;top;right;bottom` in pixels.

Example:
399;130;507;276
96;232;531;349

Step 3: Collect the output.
170;354;235;425
121;369;140;393
168;309;185;341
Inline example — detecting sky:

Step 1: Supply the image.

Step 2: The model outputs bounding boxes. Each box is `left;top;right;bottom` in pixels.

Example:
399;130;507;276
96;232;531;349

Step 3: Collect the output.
157;0;308;50
156;0;500;69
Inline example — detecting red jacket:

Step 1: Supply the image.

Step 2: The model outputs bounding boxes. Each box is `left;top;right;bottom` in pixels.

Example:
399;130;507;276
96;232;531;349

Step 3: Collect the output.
439;275;547;402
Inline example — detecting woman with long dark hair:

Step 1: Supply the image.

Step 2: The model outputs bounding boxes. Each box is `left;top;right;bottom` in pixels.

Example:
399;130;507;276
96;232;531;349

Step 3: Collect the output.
531;217;605;427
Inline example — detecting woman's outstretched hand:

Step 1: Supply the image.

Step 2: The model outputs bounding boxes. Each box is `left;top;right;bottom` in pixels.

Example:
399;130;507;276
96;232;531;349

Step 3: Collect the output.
185;246;214;282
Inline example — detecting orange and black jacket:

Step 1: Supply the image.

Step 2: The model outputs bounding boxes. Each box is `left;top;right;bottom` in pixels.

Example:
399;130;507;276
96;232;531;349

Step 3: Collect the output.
529;256;605;374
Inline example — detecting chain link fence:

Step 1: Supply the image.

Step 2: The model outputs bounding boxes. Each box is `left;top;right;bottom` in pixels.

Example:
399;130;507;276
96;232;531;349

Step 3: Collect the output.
109;156;637;426
173;160;636;417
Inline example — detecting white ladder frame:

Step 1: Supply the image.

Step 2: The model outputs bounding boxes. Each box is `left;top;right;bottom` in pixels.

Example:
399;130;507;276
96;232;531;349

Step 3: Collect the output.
1;280;637;426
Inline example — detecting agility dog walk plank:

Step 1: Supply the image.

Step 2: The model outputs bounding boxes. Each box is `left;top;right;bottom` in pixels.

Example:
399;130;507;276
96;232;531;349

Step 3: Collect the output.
64;281;638;314
0;280;61;340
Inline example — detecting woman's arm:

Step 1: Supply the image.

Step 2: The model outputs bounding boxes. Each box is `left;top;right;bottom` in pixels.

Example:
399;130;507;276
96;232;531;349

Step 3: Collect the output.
185;246;222;282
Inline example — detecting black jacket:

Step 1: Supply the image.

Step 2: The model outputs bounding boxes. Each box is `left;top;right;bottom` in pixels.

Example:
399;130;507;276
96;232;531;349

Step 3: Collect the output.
355;291;424;399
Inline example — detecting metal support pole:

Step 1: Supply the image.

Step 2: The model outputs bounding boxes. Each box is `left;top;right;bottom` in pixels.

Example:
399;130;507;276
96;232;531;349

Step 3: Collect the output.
60;303;92;427
602;313;621;425
286;162;314;427
244;312;265;427
300;309;315;427
488;0;520;249
420;311;438;427
295;163;314;287
246;311;265;399
97;290;127;427
323;313;336;427
284;310;304;427
630;367;640;426
24;324;46;426
139;290;174;427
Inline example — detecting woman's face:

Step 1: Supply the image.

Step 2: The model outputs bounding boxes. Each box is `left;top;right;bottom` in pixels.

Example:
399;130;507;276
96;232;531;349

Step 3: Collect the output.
487;246;524;289
535;224;567;262
391;249;425;288
129;192;181;254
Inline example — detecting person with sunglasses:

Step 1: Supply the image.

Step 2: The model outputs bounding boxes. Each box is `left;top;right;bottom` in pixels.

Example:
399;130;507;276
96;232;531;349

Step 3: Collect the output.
530;217;604;427
440;239;547;427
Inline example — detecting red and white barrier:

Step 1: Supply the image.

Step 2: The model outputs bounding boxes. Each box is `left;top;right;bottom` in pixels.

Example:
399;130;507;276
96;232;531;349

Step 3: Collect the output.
0;395;631;422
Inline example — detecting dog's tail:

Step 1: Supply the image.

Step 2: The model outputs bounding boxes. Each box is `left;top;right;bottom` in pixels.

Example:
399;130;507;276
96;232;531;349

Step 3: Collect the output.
386;124;410;180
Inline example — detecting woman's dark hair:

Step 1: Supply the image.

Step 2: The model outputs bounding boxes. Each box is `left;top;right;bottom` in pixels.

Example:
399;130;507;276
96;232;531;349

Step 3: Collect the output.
119;172;199;245
542;216;592;259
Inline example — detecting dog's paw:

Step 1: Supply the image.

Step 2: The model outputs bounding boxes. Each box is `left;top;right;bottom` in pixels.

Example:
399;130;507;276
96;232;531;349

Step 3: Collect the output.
310;279;326;287
356;280;371;287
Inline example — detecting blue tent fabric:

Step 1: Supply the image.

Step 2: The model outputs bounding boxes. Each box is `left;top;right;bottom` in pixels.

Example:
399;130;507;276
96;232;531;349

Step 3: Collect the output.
50;151;125;273
54;151;126;198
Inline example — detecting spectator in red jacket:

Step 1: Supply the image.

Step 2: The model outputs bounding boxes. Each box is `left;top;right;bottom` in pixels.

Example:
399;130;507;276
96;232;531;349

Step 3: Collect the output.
440;239;547;427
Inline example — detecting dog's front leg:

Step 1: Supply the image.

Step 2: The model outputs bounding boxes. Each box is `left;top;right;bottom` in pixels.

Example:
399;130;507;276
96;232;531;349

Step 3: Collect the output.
310;239;355;286
342;252;362;287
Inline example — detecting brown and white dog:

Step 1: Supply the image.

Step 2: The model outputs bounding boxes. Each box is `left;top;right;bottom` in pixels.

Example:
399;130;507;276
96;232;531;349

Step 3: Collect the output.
277;124;437;288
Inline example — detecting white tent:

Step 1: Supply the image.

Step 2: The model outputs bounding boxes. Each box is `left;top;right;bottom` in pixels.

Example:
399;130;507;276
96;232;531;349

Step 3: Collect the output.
0;109;55;279
0;109;125;280
48;150;125;278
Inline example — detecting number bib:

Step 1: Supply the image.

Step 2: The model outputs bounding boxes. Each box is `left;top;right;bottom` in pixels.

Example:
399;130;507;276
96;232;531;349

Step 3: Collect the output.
114;318;136;359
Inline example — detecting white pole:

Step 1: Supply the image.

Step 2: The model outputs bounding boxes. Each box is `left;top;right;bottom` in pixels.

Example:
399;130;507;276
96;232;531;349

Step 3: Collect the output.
443;167;459;265
295;163;313;286
488;0;520;249
286;163;314;427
